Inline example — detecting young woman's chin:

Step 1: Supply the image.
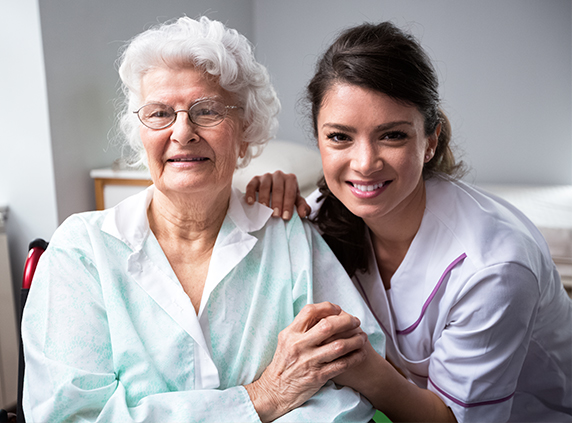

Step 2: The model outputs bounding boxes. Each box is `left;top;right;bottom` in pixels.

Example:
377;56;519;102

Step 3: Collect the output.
335;195;387;221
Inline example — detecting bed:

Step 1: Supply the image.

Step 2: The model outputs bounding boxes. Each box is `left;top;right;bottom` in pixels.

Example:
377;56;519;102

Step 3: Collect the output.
477;184;572;297
232;139;323;198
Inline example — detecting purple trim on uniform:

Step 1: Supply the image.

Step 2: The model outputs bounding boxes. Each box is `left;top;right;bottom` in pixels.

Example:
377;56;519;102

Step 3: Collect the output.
429;376;515;408
396;253;467;335
354;275;393;343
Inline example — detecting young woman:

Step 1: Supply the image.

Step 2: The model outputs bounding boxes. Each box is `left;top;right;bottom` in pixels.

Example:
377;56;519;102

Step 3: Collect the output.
247;22;572;422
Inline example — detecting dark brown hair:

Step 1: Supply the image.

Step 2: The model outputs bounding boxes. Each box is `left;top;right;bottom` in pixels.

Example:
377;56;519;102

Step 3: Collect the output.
308;22;464;277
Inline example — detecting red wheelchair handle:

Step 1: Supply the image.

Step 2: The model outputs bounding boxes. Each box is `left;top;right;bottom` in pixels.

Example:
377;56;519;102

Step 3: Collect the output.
22;239;48;289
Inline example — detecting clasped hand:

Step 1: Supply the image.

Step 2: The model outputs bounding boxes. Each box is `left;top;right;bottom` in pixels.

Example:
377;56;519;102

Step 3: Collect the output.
245;302;369;422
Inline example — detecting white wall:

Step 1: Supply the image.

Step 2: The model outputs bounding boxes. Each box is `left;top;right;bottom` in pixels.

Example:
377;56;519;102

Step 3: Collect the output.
38;0;255;223
253;0;572;185
0;0;59;308
0;0;253;306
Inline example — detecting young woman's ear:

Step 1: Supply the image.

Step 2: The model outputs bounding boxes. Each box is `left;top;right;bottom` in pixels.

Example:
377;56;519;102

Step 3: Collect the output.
425;123;440;162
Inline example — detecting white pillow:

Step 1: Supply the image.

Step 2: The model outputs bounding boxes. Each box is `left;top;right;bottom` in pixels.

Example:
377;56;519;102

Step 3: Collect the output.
233;140;322;198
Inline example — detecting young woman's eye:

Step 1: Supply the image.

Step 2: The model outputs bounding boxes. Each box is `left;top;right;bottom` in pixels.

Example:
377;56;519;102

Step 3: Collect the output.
326;132;350;142
382;131;407;141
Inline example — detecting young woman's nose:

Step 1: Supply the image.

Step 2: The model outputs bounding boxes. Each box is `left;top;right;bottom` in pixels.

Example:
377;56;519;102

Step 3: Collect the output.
351;140;383;176
170;111;199;145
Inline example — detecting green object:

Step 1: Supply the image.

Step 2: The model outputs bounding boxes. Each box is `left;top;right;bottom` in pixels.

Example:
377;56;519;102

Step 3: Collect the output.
373;410;392;423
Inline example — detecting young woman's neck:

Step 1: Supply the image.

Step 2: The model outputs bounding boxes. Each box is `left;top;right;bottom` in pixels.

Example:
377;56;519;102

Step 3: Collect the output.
365;180;427;288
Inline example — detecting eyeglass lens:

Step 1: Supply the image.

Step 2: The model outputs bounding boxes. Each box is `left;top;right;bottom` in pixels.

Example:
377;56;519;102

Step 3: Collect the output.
137;100;230;129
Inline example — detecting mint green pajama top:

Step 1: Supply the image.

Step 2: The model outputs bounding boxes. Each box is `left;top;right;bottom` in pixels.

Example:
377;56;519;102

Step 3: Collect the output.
22;186;385;422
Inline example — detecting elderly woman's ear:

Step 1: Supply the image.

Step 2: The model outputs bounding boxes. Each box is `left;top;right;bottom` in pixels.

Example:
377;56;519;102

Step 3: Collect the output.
239;140;248;159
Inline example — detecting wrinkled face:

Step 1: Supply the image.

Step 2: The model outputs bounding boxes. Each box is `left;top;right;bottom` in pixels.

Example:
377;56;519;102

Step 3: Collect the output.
317;83;438;226
139;66;246;199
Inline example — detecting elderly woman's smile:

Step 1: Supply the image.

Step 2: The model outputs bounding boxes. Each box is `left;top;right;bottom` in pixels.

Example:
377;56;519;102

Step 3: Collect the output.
166;155;209;163
140;66;245;198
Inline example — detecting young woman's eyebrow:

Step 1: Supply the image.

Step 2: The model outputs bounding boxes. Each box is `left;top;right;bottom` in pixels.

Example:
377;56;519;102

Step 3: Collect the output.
375;121;413;131
321;120;413;132
321;123;356;133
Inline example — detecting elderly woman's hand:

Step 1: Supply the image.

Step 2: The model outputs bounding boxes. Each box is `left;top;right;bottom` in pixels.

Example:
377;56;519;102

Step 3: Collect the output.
244;302;368;422
245;171;311;220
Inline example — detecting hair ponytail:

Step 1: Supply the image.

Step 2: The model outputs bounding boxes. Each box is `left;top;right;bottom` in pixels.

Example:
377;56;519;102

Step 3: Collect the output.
312;177;368;277
423;110;466;179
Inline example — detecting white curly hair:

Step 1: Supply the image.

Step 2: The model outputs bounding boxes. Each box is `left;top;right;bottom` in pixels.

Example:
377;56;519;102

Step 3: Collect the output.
117;16;280;169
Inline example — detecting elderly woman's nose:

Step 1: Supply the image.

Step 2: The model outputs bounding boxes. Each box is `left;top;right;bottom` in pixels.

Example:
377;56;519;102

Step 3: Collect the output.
171;111;198;144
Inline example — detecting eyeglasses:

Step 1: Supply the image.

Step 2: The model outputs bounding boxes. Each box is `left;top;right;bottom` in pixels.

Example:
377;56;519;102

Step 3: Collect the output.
134;99;240;129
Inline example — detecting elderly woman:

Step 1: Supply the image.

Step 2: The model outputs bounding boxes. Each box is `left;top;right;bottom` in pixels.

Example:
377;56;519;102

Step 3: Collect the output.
21;16;385;423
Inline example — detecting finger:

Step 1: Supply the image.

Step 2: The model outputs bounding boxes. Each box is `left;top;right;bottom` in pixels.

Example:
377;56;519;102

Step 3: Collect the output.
256;173;274;207
288;302;342;334
274;329;367;386
295;194;312;219
306;311;361;346
290;343;367;393
314;332;367;368
244;177;261;205
330;345;371;385
280;173;299;220
321;326;364;345
270;171;287;217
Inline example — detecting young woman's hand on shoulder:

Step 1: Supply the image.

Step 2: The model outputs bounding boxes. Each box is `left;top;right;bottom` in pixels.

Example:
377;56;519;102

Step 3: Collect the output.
245;171;310;220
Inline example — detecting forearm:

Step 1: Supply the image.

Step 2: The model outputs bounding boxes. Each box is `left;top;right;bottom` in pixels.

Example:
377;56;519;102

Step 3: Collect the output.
24;364;260;423
336;344;457;422
374;364;456;422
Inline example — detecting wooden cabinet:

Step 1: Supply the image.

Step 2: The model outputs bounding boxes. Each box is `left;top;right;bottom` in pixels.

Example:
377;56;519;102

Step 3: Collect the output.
90;168;152;210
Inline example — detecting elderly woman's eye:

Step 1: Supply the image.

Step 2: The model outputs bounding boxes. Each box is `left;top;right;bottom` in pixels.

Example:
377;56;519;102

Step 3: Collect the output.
150;110;171;118
195;107;220;117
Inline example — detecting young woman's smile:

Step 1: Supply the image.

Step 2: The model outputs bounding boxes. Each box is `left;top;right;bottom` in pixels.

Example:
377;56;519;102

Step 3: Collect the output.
317;83;438;227
347;179;391;199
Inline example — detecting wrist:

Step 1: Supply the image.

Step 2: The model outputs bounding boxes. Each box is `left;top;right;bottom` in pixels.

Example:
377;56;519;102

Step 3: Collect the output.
342;343;386;406
245;378;288;423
